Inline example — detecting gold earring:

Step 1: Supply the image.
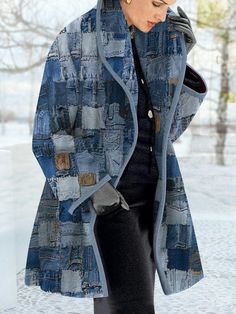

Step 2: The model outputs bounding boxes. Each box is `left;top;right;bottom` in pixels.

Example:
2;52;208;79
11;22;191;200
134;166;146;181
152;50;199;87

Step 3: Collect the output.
125;0;132;4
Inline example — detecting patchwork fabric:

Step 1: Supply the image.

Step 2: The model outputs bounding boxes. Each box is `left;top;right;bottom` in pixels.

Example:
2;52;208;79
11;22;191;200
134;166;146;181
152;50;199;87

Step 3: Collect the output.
25;0;207;299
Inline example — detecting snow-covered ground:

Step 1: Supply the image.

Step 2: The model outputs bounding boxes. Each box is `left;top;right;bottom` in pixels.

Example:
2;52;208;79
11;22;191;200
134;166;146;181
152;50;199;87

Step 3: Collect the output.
0;122;236;314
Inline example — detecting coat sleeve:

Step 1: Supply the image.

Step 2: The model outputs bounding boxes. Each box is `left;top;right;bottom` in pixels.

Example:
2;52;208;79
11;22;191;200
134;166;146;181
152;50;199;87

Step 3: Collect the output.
32;34;81;203
169;63;208;143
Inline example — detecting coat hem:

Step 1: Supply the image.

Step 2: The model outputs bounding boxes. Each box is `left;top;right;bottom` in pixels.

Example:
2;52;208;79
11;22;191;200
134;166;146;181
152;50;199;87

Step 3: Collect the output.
24;268;107;298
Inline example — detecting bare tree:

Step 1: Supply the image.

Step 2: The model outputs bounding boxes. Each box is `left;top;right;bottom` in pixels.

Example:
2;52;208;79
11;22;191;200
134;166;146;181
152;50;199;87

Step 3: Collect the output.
0;0;77;135
196;0;236;165
0;0;61;73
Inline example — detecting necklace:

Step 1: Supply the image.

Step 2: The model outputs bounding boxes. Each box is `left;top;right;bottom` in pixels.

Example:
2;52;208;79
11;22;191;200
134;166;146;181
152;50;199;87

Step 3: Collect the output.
129;24;135;39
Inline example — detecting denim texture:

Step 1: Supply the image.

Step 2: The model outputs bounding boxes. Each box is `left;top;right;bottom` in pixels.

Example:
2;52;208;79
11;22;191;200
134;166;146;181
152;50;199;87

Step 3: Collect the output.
25;0;208;299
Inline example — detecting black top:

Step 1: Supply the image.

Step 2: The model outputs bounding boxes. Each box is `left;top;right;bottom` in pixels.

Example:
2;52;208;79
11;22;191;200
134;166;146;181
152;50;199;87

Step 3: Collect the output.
117;27;159;185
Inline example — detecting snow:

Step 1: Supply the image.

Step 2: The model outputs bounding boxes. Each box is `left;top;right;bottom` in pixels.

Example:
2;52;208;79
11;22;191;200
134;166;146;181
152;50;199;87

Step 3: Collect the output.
0;121;236;313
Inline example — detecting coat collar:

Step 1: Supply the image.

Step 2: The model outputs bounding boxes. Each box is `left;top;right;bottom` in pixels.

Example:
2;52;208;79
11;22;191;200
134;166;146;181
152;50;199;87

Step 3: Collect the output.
96;0;140;76
95;0;182;111
96;0;177;92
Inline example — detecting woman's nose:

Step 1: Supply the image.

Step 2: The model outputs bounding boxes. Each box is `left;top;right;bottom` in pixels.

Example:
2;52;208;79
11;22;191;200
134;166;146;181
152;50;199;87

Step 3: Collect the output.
155;7;168;22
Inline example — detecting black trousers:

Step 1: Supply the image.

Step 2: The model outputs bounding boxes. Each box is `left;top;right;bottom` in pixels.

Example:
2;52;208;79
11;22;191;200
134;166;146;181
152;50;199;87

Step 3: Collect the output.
93;180;157;314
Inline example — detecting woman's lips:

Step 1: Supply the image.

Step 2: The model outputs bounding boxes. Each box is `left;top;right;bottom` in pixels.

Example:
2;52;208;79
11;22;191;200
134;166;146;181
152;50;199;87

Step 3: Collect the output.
147;21;156;27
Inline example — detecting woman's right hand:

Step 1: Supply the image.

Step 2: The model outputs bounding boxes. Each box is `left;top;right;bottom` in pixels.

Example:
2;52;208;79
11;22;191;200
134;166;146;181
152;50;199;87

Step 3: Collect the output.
91;182;130;215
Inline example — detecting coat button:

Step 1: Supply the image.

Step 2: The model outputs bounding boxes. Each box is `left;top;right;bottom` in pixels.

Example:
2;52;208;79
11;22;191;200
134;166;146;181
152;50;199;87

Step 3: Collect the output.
148;110;153;118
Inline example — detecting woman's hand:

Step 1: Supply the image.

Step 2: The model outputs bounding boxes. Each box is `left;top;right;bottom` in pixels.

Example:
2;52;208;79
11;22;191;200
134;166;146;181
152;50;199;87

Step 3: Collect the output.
91;182;130;215
168;6;196;54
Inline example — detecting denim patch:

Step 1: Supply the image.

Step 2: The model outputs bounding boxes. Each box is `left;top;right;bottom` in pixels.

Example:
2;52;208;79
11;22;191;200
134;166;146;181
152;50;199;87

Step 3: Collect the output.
39;247;61;271
81;32;97;58
79;173;96;186
45;59;61;83
60;221;91;247
168;79;179;106
37;83;48;109
60;246;83;270
68;105;78;129
103;33;126;58
105;102;125;127
82;245;97;271
57;30;70;57
52;134;75;153
47;37;59;57
165;197;189;225
159;224;168;250
27;228;38;249
38;221;60;247
166;176;184;192
38;198;59;215
81;60;102;81
66;78;78;106
167;224;192;249
147;79;170;109
61;269;83;294
55;153;70;170
75;150;99;173
37;155;55;177
122;61;134;84
103;131;122;150
52;80;67;105
141;30;155;53
66;31;82;58
167;31;181;55
47;177;58;198
82;106;106;129
146;57;168;82
167;154;181;178
86;268;101;286
165;269;193;290
90;149;106;173
177;89;201;118
50;105;72;134
153;110;161;133
25;248;40;269
33;110;50;137
56;176;80;201
167;249;190;271
59;200;81;223
170;114;195;143
105;149;123;176
169;54;183;80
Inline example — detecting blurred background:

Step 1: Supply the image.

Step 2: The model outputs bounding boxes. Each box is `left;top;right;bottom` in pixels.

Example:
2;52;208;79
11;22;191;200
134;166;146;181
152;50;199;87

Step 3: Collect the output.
0;0;235;313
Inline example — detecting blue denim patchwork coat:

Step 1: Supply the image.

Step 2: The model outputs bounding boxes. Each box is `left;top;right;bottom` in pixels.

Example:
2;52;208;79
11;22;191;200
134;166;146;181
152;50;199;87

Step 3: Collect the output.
25;0;208;298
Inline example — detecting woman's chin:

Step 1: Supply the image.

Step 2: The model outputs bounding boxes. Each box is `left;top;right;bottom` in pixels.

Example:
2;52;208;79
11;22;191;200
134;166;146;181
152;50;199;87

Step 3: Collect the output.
135;22;157;33
133;25;152;33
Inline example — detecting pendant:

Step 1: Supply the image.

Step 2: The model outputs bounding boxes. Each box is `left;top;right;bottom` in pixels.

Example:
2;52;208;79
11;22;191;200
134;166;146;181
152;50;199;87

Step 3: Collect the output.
130;24;135;39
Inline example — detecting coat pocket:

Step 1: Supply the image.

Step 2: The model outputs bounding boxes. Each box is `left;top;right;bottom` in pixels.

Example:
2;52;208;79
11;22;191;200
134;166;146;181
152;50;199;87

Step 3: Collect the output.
89;182;129;217
90;199;124;217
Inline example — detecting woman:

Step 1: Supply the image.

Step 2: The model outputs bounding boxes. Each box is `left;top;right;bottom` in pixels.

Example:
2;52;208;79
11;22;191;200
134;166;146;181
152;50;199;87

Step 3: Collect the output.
24;0;207;313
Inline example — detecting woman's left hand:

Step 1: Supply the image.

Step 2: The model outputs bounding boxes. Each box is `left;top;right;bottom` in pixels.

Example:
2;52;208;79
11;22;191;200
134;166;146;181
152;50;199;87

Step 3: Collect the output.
168;6;196;54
